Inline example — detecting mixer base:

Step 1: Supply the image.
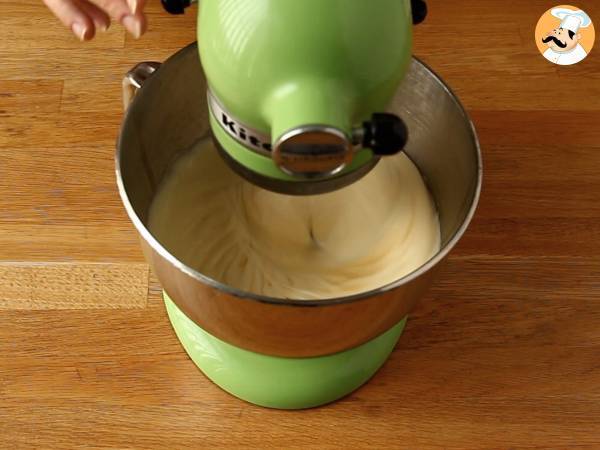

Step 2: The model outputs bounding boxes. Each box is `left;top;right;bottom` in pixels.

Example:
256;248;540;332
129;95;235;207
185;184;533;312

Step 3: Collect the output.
164;292;406;409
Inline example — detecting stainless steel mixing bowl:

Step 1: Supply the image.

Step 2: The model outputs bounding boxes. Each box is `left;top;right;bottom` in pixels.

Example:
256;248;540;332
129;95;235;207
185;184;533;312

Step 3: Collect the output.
116;43;482;358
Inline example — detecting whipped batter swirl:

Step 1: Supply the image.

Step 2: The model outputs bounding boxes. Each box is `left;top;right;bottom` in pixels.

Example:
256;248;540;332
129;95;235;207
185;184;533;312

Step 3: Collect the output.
148;141;440;299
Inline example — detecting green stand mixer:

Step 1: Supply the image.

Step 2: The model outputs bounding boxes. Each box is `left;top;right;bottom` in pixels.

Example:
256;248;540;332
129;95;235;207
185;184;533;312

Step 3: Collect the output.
117;0;481;409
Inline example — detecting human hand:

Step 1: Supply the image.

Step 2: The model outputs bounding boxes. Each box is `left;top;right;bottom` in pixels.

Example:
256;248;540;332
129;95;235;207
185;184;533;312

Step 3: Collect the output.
43;0;147;41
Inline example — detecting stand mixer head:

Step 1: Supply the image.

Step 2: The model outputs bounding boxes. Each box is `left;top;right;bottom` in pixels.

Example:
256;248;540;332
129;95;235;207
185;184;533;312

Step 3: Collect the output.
162;0;427;194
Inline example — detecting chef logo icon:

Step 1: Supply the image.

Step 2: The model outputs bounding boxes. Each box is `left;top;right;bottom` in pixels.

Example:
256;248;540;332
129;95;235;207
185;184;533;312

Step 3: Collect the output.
535;5;595;65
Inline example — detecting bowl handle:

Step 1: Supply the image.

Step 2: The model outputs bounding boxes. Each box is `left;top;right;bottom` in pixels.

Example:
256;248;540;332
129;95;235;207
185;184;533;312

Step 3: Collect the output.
122;62;162;111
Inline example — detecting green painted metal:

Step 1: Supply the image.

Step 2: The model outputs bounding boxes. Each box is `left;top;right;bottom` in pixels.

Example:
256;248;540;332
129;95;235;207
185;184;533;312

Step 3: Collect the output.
164;292;406;409
198;0;412;180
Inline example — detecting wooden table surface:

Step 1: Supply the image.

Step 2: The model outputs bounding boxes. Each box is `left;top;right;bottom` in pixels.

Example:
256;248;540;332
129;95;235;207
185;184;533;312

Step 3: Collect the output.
1;1;600;448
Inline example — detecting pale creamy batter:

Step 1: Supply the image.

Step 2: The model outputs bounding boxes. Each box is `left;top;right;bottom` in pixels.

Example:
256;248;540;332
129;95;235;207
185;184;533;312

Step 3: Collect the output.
148;140;440;299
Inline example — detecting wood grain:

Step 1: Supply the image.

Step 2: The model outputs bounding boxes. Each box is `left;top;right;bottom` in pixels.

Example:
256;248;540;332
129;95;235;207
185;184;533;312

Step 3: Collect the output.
0;263;149;309
1;0;600;448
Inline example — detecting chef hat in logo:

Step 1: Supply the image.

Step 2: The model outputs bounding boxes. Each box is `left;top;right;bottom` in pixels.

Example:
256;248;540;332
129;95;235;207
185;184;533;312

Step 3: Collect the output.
551;7;592;33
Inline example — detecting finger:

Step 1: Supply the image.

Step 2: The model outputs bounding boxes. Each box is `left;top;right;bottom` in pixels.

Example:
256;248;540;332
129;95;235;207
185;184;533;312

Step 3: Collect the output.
126;0;145;15
89;0;131;22
77;0;111;32
89;0;147;38
43;0;95;40
122;12;147;39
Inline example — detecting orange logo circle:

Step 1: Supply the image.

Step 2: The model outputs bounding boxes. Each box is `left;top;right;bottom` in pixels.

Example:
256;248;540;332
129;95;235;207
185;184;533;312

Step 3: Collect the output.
535;5;595;65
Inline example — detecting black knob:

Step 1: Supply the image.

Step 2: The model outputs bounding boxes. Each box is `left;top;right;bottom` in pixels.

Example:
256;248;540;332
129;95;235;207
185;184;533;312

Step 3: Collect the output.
161;0;190;14
411;0;427;24
362;113;408;156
